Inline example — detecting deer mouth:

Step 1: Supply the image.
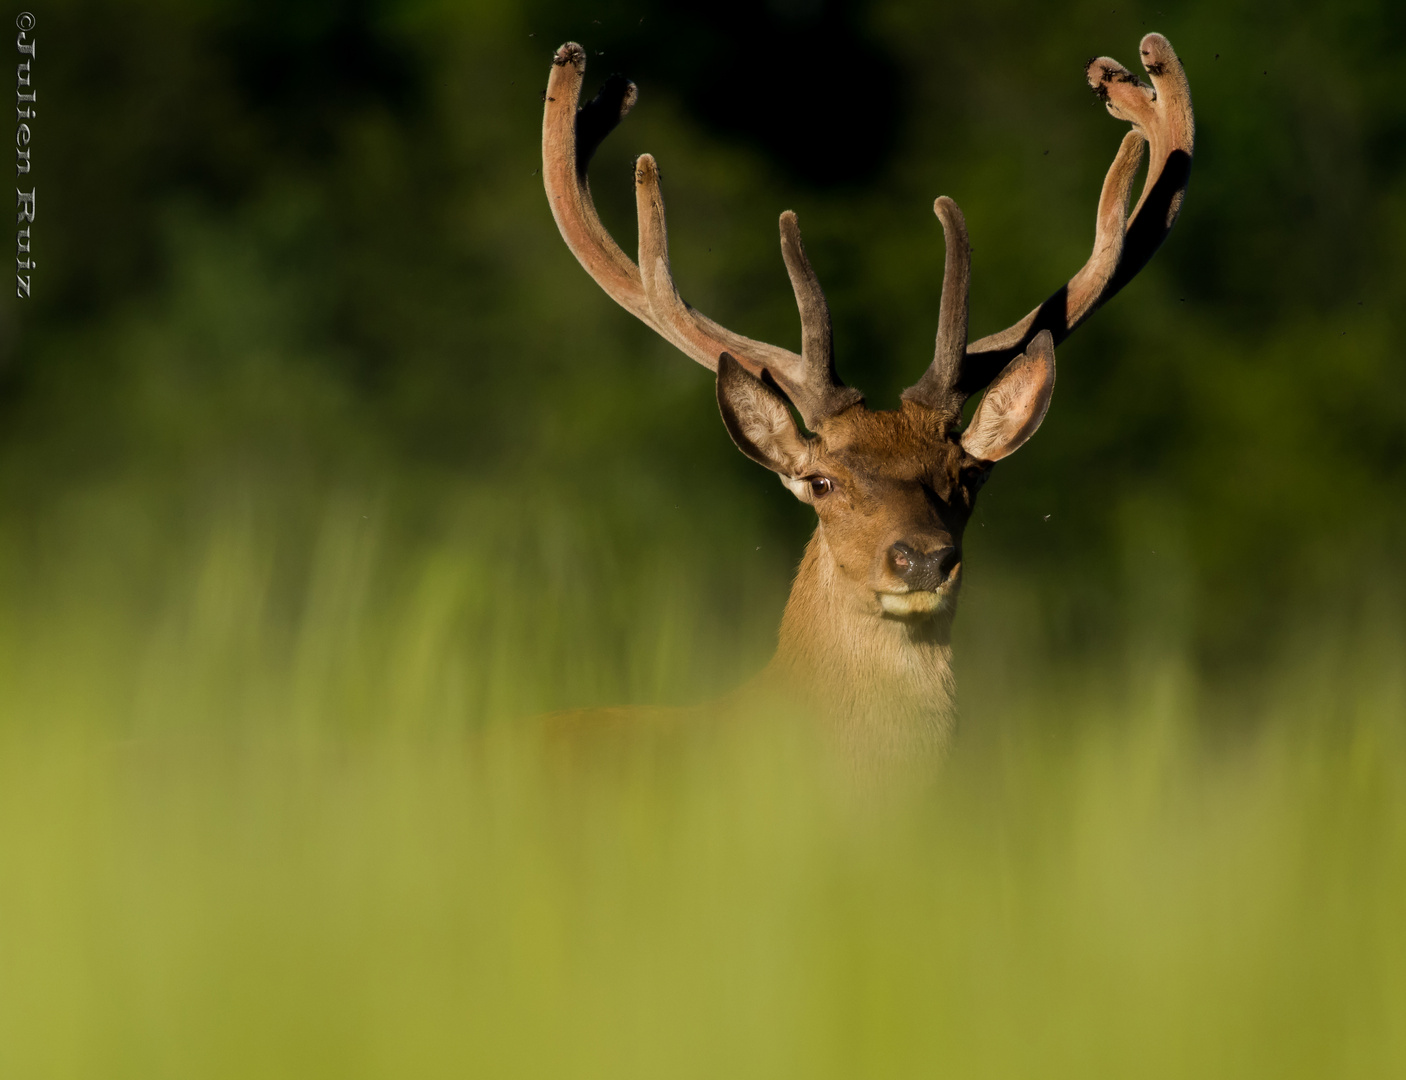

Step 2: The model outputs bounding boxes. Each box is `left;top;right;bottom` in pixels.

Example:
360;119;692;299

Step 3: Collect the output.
876;587;953;619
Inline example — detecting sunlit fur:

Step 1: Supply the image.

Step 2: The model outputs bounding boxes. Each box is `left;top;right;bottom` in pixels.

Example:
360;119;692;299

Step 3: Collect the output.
755;400;988;756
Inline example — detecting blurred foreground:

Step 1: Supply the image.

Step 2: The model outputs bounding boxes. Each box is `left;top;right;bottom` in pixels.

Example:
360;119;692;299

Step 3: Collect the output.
1;503;1403;1078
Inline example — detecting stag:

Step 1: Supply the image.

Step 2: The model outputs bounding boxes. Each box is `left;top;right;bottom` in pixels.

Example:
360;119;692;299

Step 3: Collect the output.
542;35;1193;753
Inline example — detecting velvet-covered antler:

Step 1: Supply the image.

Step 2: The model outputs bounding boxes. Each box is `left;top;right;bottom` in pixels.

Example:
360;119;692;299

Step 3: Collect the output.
543;43;862;428
904;33;1194;417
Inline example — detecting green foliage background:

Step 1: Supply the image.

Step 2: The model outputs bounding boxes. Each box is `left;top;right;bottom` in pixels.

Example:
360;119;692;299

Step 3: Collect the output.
2;0;1405;1075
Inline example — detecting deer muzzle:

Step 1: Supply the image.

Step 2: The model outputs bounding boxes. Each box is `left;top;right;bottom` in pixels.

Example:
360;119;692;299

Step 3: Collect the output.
876;542;961;618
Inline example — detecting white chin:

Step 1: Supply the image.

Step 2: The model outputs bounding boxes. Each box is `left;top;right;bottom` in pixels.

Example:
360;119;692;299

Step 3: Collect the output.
878;590;947;618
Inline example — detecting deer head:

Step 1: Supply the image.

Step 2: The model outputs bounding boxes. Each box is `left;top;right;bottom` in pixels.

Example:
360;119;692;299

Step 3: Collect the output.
542;36;1193;737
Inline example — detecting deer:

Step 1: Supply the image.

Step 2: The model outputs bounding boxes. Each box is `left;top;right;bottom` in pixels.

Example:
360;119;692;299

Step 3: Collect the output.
541;34;1193;756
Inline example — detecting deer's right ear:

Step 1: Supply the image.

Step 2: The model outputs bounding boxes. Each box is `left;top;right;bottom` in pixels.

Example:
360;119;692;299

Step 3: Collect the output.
716;352;812;477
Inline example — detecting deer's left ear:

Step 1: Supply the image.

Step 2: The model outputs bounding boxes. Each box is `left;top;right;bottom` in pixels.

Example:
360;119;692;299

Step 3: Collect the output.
716;352;812;476
960;331;1056;462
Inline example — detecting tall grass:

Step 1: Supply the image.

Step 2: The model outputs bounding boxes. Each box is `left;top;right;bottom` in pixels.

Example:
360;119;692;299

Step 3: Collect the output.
1;492;1402;1079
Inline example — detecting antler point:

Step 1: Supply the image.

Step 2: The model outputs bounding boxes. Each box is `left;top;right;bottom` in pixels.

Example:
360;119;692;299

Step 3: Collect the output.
634;152;658;184
778;210;804;252
554;42;586;70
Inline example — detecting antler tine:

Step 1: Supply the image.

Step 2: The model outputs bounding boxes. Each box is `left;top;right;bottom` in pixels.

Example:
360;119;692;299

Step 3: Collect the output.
902;196;972;418
778;210;836;387
544;43;861;428
634;156;861;424
945;32;1194;402
543;44;658;334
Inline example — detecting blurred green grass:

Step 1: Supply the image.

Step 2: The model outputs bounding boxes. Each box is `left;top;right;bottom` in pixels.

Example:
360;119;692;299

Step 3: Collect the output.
2;503;1405;1078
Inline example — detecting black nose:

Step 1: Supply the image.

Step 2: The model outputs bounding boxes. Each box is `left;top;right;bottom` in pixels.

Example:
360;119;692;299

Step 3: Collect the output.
887;542;959;591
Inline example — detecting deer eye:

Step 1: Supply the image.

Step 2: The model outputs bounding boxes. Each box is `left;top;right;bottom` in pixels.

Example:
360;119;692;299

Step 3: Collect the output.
808;476;834;497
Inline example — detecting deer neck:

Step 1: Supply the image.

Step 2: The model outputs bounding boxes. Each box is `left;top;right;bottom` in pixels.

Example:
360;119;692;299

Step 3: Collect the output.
764;529;957;753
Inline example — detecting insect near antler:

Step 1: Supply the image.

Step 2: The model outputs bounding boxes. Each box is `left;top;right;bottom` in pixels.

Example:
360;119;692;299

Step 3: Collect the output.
542;35;1193;754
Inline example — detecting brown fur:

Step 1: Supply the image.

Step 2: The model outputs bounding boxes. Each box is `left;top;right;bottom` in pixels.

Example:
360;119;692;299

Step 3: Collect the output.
734;399;980;753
